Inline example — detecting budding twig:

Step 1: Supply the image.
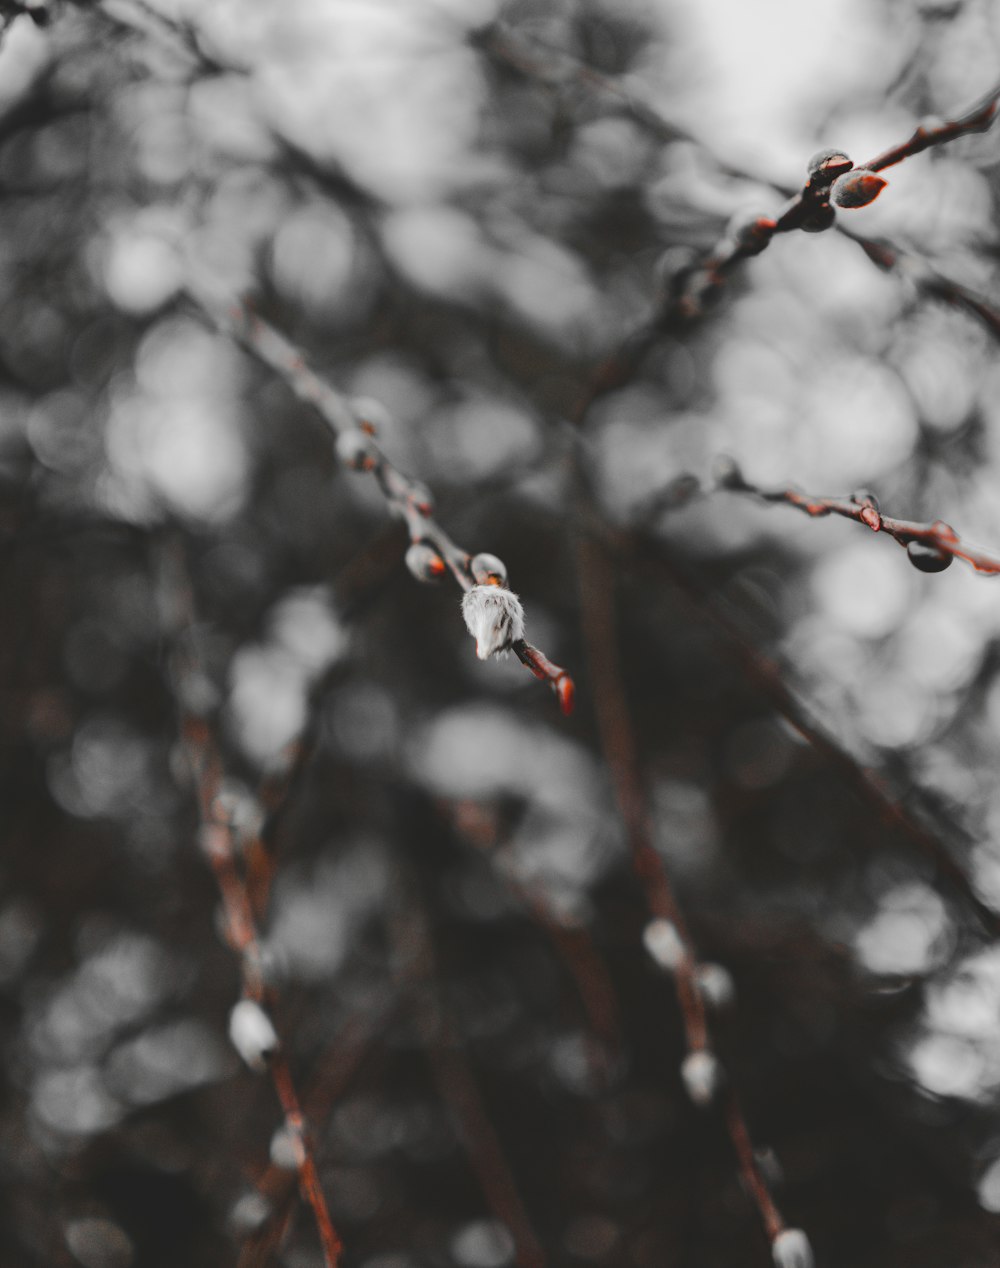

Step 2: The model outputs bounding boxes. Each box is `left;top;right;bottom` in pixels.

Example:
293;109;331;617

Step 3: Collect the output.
387;864;547;1268
621;530;1000;941
649;459;1000;577
575;530;790;1254
863;82;1000;172
160;543;343;1268
478;22;1000;338
185;289;574;713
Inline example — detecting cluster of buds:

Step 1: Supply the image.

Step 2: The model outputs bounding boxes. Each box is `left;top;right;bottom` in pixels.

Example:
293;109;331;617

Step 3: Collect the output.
712;458;971;575
794;148;887;234
643;919;735;1009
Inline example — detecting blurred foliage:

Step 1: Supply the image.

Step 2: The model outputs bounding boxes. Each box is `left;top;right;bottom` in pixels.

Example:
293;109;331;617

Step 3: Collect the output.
4;0;1000;1266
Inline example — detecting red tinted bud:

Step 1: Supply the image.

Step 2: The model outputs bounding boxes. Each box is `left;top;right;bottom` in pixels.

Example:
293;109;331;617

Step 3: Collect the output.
851;489;881;531
405;542;447;583
831;169;888;209
806;148;853;183
729;213;776;257
907;540;953;573
931;519;958;543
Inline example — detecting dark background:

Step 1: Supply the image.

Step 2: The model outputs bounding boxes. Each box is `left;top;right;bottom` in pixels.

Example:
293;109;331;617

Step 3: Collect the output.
3;1;1000;1265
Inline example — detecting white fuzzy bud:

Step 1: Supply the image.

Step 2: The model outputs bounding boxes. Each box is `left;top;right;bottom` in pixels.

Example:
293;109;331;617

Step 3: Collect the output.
461;585;525;659
772;1228;814;1268
349;396;393;433
228;998;278;1072
228;1191;271;1236
405;542;446;582
335;429;378;470
470;552;508;586
643;918;685;971
681;1049;722;1106
696;962;736;1009
269;1122;303;1170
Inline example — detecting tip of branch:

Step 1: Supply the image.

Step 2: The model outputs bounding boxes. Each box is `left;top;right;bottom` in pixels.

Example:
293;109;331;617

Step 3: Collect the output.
556;674;575;715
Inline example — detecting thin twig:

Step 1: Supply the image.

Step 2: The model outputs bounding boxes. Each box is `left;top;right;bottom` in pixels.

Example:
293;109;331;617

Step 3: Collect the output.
619;529;1000;940
863;82;1000;171
574;530;788;1254
641;458;1000;577
161;543;343;1268
387;864;547;1268
186;289;574;714
479;21;1000;337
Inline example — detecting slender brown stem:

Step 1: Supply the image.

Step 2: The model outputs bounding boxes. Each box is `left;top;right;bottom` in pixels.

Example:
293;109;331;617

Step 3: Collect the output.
187;289;574;711
387;868;547;1268
863;82;1000;171
621;529;1000;939
574;530;786;1244
163;546;343;1268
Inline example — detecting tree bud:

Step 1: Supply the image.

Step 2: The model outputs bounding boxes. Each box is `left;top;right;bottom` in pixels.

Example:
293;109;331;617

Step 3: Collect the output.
806;149;852;183
335;429;378;471
696;962;736;1009
461;585;525;659
799;203;836;234
405;542;447;583
851;488;880;512
831;169;888;209
269;1122;303;1170
681;1050;722;1106
712;455;750;491
851;488;881;530
772;1228;815;1268
470;552;508;586
729;213;776;257
907;540;953;573
229;998;278;1071
349;396;393;434
643;918;685;971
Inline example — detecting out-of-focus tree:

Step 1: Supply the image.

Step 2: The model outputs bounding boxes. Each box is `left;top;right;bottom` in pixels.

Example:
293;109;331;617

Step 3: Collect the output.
4;2;1000;1266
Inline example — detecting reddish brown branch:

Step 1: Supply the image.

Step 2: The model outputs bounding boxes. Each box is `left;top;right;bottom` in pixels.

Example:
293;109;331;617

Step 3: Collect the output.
863;82;1000;172
575;531;789;1253
710;461;1000;576
239;1008;388;1268
842;230;1000;341
387;868;547;1268
187;290;574;712
455;809;623;1079
480;23;1000;338
619;528;1000;940
163;549;343;1268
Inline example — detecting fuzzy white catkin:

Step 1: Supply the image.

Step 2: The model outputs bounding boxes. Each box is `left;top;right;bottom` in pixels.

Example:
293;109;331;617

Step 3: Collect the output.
461;585;525;659
269;1123;302;1170
695;962;736;1009
772;1228;814;1268
681;1049;722;1106
229;998;278;1071
642;918;685;971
